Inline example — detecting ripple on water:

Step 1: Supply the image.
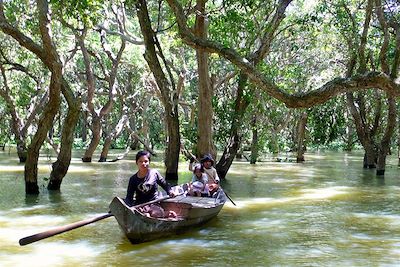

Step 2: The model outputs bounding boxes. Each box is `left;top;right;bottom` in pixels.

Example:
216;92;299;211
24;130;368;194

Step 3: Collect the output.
1;241;106;267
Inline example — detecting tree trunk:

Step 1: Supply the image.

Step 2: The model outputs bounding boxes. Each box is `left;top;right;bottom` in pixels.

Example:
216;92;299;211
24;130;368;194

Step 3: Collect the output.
194;0;215;158
78;24;121;162
136;0;180;180
0;64;28;162
346;92;378;168
296;112;308;162
48;80;81;190
398;117;400;166
24;0;64;194
376;96;396;176
81;110;88;143
363;144;377;169
99;115;128;162
82;116;101;162
250;115;258;164
164;113;180;180
25;71;62;194
216;73;250;178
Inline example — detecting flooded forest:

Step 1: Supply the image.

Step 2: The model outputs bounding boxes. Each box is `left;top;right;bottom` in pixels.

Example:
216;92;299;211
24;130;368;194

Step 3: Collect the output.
1;0;400;266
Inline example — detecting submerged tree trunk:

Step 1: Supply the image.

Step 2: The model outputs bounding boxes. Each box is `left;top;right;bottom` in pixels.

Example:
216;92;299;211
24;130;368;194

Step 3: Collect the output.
346;92;378;168
81;110;88;144
250;114;258;164
136;0;180;180
99;115;128;162
0;0;64;194
296;112;308;162
376;96;396;176
0;64;28;162
48;81;81;190
216;73;250;178
195;0;215;158
164;113;180;180
82;116;101;162
78;23;123;162
398;118;400;166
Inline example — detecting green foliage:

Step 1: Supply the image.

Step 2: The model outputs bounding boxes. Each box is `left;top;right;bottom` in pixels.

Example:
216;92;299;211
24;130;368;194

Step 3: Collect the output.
50;0;105;26
0;0;398;164
308;97;347;146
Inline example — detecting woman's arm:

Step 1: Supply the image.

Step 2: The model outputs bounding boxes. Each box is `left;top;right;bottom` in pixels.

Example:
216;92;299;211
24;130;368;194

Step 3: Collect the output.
155;170;174;196
124;176;135;206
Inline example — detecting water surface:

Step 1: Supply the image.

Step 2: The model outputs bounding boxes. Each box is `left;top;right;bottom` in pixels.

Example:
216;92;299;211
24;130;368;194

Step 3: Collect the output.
1;150;400;266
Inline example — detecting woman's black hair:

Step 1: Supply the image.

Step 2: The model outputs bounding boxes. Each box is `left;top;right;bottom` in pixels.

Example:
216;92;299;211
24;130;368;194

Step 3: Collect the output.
135;150;151;162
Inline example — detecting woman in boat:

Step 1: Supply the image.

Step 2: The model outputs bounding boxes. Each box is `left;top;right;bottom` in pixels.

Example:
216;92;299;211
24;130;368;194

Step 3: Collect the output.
124;150;175;209
189;163;209;197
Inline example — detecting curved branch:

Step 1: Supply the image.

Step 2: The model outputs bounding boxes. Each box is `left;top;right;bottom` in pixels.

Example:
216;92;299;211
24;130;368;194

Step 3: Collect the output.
166;0;400;108
0;2;46;65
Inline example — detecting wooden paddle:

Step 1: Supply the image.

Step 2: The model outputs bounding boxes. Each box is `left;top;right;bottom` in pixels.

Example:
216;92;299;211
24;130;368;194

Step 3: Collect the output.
19;194;177;246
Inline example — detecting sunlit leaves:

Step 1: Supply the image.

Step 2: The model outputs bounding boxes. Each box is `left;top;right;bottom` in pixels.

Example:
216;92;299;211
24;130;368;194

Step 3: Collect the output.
49;0;105;27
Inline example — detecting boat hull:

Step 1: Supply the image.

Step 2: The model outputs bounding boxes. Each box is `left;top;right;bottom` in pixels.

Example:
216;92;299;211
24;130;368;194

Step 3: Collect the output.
109;192;226;243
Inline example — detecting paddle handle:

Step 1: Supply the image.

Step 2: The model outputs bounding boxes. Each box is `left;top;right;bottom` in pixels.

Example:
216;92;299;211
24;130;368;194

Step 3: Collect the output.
19;213;113;246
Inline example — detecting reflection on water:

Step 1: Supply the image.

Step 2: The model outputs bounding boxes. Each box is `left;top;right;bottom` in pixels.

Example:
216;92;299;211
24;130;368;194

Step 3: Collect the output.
1;150;400;266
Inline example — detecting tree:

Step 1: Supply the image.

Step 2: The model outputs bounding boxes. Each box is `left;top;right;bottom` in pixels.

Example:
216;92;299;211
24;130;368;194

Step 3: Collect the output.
0;44;48;162
0;0;64;194
166;0;399;177
135;0;181;179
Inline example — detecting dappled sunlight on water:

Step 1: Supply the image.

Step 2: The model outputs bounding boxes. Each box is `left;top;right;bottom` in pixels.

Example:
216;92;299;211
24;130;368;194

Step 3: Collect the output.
1;150;400;266
1;241;105;267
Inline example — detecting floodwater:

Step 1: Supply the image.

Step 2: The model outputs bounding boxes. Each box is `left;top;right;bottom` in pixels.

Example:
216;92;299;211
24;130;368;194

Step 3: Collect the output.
1;149;400;266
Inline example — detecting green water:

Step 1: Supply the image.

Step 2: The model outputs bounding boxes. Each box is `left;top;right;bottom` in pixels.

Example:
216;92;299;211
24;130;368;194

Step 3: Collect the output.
1;150;400;266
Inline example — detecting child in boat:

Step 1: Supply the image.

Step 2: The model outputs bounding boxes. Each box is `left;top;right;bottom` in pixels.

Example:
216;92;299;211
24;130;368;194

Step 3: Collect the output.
200;154;220;196
189;163;209;197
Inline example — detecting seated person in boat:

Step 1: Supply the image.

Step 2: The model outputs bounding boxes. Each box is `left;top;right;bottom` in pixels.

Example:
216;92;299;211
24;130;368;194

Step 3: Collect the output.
200;154;220;197
124;150;176;217
188;163;209;197
189;153;220;197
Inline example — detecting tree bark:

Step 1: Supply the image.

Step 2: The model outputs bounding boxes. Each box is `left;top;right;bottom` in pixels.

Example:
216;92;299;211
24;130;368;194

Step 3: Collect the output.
82;116;101;162
216;73;250;178
296;112;308;162
0;63;27;162
376;95;396;175
346;92;377;168
99;115;128;162
48;80;81;190
81;110;88;143
1;0;64;194
136;0;180;180
194;0;215;158
250;115;258;164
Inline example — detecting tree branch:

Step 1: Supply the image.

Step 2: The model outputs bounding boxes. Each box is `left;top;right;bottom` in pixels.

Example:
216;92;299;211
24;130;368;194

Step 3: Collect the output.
166;0;400;108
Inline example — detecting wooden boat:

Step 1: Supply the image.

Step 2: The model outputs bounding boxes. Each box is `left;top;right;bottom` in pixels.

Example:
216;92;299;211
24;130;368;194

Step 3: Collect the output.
109;186;226;243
